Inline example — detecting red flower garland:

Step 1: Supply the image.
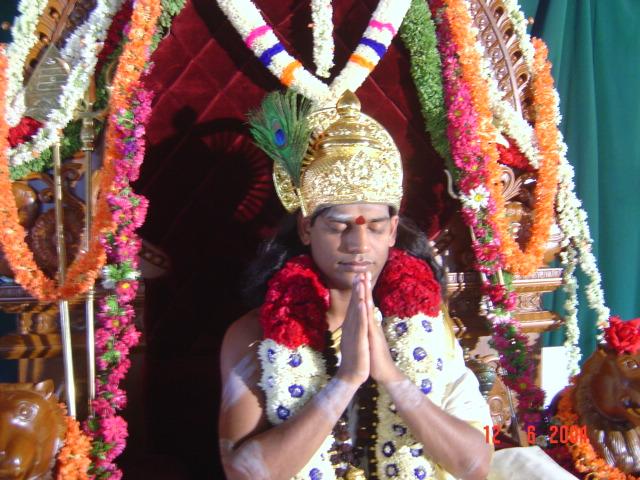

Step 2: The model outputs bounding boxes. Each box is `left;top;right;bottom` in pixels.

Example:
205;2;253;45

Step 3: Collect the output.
260;248;442;350
260;255;330;351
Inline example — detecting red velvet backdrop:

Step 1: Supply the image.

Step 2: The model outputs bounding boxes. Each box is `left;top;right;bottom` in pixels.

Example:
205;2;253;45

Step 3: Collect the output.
134;0;452;476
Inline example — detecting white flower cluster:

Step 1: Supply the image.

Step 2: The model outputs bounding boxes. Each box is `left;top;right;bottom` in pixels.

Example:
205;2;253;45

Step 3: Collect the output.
376;312;449;480
216;0;410;107
7;0;126;169
311;0;334;78
501;0;535;69
460;185;490;211
4;0;49;127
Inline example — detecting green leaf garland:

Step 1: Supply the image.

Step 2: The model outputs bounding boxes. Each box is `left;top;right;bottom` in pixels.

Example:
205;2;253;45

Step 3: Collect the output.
399;0;456;179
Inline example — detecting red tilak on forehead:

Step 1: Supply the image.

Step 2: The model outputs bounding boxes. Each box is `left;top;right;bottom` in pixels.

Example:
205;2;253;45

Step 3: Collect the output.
355;215;366;225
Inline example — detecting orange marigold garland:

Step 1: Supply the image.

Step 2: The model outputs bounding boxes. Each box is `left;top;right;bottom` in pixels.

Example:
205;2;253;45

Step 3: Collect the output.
557;383;640;480
0;51;116;302
443;0;560;277
55;406;92;480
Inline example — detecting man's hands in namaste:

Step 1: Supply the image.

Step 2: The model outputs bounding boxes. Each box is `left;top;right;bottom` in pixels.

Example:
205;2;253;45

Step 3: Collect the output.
337;271;403;386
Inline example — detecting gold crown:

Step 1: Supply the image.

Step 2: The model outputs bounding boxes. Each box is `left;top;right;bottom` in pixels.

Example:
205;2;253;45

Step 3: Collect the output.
273;91;403;216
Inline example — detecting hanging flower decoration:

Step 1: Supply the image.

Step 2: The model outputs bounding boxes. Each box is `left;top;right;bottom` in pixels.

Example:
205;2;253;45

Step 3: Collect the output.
0;51;117;302
81;0;161;478
440;0;560;278
428;0;545;428
311;0;334;78
216;0;410;106
3;0;49;127
398;0;452;176
7;0;127;175
96;0;134;78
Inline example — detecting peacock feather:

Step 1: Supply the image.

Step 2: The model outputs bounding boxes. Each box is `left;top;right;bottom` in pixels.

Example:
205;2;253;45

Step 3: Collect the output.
247;90;312;188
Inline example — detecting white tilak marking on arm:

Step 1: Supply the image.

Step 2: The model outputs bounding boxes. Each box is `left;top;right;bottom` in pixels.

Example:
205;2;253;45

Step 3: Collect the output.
220;438;270;480
384;378;424;409
221;353;257;412
313;377;357;420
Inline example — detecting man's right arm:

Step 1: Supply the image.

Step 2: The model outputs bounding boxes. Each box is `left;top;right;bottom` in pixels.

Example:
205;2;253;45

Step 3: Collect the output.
218;311;361;480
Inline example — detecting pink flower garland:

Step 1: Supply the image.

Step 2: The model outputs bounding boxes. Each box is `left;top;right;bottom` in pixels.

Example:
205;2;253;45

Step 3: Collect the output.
82;0;161;476
85;86;152;480
429;0;545;427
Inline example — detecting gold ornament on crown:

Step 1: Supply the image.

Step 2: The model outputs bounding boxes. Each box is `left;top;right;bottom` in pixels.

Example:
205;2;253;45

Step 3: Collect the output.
273;90;403;216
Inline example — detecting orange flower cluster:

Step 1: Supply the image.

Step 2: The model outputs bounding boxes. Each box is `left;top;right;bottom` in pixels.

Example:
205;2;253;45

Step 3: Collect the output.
557;385;639;480
0;0;158;303
55;410;92;480
444;0;560;276
0;48;115;302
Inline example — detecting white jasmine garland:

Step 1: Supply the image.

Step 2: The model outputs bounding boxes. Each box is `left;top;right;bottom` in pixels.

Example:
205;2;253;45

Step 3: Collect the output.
7;0;125;170
556;151;610;343
501;0;535;69
311;0;334;78
4;0;49;126
215;0;410;107
560;246;581;375
258;311;450;479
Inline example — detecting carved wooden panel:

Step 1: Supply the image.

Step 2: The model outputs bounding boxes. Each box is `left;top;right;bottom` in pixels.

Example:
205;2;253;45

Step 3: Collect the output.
24;0;97;80
468;0;534;122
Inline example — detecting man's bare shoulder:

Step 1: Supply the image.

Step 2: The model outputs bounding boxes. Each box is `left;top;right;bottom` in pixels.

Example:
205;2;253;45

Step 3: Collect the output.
221;309;262;367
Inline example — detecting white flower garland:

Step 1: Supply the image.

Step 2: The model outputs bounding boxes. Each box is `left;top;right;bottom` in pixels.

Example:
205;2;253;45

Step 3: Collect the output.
258;311;450;479
215;0;410;107
4;0;49;127
556;151;611;340
6;0;125;169
311;0;334;78
501;0;535;69
560;246;581;375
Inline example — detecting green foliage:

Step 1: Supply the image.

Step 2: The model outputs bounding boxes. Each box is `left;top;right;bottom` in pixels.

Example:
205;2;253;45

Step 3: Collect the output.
399;0;457;180
247;90;312;188
152;0;187;50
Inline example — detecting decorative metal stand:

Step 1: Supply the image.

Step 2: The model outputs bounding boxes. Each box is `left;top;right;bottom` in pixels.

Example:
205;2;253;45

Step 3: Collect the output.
80;94;98;414
52;141;77;418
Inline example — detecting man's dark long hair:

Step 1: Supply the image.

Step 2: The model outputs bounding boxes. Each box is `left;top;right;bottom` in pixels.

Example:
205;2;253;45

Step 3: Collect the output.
242;209;445;309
